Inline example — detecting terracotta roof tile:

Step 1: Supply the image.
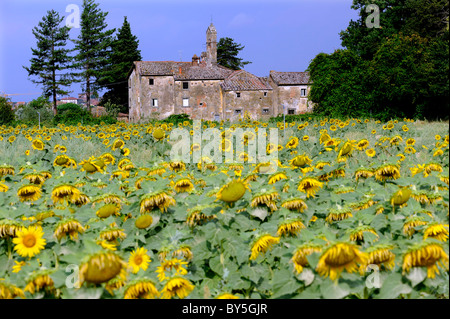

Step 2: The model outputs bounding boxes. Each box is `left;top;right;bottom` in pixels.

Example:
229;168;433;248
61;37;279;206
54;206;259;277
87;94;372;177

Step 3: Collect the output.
221;70;273;91
270;71;310;85
136;61;233;80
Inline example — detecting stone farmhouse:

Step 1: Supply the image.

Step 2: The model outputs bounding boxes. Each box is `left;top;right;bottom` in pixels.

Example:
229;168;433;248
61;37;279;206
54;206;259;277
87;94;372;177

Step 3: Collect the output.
128;23;313;122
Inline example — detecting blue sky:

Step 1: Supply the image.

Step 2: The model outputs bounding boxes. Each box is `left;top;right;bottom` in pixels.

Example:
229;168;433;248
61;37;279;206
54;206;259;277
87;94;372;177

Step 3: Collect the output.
0;0;359;102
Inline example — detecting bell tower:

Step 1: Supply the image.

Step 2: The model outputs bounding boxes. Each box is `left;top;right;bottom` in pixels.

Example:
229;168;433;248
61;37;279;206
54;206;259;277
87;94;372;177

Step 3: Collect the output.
206;23;217;67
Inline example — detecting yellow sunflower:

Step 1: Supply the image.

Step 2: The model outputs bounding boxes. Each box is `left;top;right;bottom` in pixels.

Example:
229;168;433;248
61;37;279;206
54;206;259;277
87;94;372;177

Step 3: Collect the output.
316;242;368;281
216;178;249;203
402;242;449;279
297;177;323;198
128;247;151;274
249;234;280;260
161;277;195;299
17;184;42;202
13;226;46;258
79;251;126;285
124;278;159;299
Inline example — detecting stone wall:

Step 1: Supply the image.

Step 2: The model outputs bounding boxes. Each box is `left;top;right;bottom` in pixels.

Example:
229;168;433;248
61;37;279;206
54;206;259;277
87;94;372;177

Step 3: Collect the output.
173;80;222;121
222;90;273;121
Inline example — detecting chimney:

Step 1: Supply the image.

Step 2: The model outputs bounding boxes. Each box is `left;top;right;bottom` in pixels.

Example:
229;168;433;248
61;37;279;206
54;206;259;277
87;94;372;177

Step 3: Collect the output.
192;54;200;66
179;66;182;74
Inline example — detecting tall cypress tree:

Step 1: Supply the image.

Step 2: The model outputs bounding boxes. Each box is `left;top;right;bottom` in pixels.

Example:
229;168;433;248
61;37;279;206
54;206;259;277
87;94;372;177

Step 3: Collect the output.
23;10;73;115
217;37;251;70
71;0;115;111
100;16;142;113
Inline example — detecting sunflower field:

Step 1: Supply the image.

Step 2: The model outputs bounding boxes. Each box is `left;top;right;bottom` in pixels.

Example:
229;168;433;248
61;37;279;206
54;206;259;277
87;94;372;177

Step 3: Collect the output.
0;116;448;299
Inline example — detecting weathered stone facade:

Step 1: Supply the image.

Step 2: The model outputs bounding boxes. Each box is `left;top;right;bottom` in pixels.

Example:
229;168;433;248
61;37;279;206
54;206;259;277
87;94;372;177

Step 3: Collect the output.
128;23;312;122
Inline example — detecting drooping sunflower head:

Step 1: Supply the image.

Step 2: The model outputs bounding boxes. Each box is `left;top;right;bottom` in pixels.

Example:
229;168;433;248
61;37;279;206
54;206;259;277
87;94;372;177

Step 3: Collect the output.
22;173;46;185
268;171;287;184
348;225;379;242
316;242;368;281
160;276;195;299
140;190;176;213
79;251;126;285
402;241;449;279
277;218;305;237
403;216;428;237
354;167;374;181
249;234;280;260
356;139;370;151
281;197;308;213
118;158;135;171
169;160;186;172
362;244;396;272
0;219;25;238
297;177;323;198
0;279;25;299
51;184;80;204
291;243;323;274
375;164;401;182
124;278;160;299
12;225;46;258
17;184;42;202
325;207;353;223
54;218;85;241
172;177;195;193
423;223;449;241
250;190;279;211
99;224;127;243
24;269;55;295
100;152;116;165
135;214;153;229
290;154;312;168
79;157;104;174
111;138;125;150
216;178;249;203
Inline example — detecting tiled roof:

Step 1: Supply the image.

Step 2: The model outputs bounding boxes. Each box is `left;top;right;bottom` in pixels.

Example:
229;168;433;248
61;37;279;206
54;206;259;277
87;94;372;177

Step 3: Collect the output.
270;71;310;85
135;61;233;80
221;70;273;91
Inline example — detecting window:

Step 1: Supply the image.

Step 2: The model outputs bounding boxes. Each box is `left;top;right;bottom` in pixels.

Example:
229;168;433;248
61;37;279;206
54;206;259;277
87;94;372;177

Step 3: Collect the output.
149;78;154;85
235;109;242;114
183;82;189;90
262;108;269;114
236;92;241;98
199;102;203;106
263;92;267;97
288;109;295;115
301;88;307;97
182;98;189;107
152;99;158;107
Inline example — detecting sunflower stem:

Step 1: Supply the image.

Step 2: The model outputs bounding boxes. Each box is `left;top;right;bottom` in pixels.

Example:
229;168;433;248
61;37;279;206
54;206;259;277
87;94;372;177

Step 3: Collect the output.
7;236;12;259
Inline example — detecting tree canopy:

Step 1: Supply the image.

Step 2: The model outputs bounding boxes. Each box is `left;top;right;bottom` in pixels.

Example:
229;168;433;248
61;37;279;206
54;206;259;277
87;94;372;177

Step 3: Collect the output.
308;0;449;120
217;37;251;70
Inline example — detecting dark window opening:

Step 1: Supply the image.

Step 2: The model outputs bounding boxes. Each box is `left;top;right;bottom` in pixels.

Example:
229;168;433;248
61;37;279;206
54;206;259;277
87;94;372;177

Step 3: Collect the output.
152;99;158;107
235;109;242;114
183;82;189;90
262;109;269;114
288;109;295;115
263;92;267;97
301;88;307;97
236;92;241;98
149;79;154;85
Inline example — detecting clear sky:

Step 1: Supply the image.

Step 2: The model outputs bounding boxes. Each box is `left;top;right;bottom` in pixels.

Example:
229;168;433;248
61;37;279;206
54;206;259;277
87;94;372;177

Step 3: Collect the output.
0;0;359;102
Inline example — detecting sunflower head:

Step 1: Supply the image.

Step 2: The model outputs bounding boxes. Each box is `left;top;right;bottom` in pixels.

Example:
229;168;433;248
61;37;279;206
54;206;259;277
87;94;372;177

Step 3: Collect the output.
79;251;126;285
12;225;46;258
316;242;368;281
216;178;249;203
402;241;449;278
124;278;160;299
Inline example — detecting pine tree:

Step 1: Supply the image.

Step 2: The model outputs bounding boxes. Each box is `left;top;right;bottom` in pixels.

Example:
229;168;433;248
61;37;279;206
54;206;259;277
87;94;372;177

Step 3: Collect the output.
23;10;73;115
217;37;251;70
100;16;142;113
71;0;115;112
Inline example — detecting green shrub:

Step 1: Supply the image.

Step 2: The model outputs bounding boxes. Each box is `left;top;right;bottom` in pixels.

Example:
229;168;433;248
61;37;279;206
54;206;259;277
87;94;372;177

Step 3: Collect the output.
53;108;93;125
0;96;15;125
163;113;192;126
57;103;82;114
15;104;54;126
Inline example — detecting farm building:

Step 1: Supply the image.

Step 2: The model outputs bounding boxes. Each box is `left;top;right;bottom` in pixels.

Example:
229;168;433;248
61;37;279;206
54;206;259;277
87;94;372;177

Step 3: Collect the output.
128;23;313;122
